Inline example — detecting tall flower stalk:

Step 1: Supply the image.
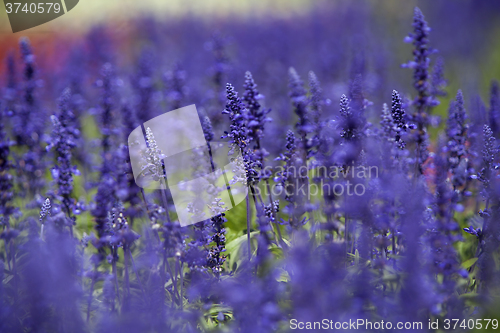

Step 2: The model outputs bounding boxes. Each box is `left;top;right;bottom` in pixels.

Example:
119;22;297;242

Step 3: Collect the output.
242;72;282;245
391;90;408;149
15;38;46;197
446;90;469;190
403;7;439;175
288;68;310;161
47;89;79;234
97;63;115;178
489;80;500;137
222;82;254;258
0;107;15;227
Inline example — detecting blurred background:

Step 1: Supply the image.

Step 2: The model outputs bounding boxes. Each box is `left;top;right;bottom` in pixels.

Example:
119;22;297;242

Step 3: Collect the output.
1;0;500;138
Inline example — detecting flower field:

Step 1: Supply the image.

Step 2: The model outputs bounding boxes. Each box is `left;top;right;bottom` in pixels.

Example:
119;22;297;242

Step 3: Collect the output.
1;2;500;332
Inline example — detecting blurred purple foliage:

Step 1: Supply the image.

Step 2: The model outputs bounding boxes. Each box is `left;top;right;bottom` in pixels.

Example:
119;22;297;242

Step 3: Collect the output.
1;2;500;332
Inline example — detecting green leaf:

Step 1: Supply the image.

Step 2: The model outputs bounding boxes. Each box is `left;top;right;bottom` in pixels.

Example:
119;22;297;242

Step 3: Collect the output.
459;293;481;306
462;257;478;269
224;200;248;235
204;304;233;317
276;268;290;283
226;231;259;272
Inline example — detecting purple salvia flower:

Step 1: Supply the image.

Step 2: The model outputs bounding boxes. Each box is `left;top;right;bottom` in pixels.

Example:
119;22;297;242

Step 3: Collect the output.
308;71;323;125
219;272;283;333
380;103;394;142
0;107;16;227
488;80;500;137
202;115;217;172
115;105;142;221
339;94;351;118
96;63;115;177
468;95;488;176
221;83;249;154
47;89;79;225
158;219;185;287
158;218;187;308
339;94;356;141
254;204;273;266
264;200;280;223
473;171;500;296
275;130;297;187
17;149;46;197
19;38;34;90
0;260;5;320
285;233;347;325
114;143;142;221
102;274;116;312
243;155;262;187
475;125;498;198
184;226;210;273
403;7;437;110
17;37;36;144
39;198;51;223
242;71;280;240
163;64;187;111
446;90;468;185
16;37;45;146
108;204;140;247
207;199;227;276
65;51;90;173
431;146;463;280
403;7;437;173
243;71;271;162
53;88;80;141
6;52;16;93
243;71;262;118
482;124;497;173
398;181;439;321
463;226;481;238
202;116;214;143
338;74;368;152
338;89;365;161
121;105;138;142
209;32;231;107
275;130;307;228
141;127;166;182
242;71;271;186
4;52;17;113
39;197;51;239
348;74;366;118
424;150;466;310
391;90;406;133
288;68;311;160
430;56;447;98
379;101;410;166
308;71;324;157
91;174;115;239
13;39;47;197
391;90;407;149
133;48;155;123
92;67;121;237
